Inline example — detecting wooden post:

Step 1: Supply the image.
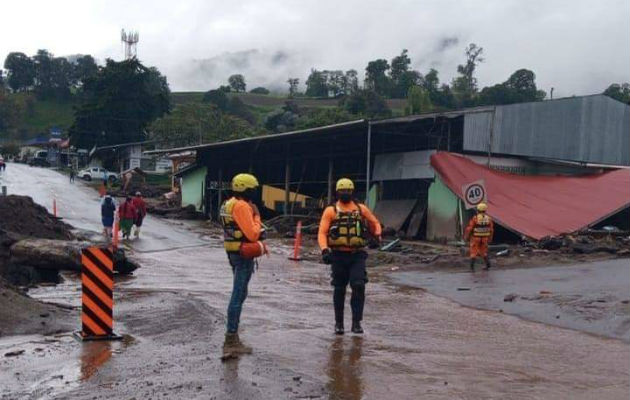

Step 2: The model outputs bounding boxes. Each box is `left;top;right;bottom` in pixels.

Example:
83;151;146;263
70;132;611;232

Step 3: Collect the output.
327;158;334;205
365;122;372;203
284;159;290;216
217;167;223;221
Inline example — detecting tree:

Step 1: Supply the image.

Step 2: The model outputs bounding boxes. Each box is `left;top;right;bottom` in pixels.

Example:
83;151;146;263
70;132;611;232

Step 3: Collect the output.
344;69;359;94
218;85;232;93
405;86;432;115
264;101;301;133
73;55;98;87
202;89;229;111
250;86;270;95
287;78;299;98
295;107;356;130
365;59;391;96
452;43;484;106
390;49;421;98
150;103;255;146
228;74;246;92
603;83;630;104
305;69;328;97
69;58;171;150
3;52;35;92
478;69;546;106
340;89;391;118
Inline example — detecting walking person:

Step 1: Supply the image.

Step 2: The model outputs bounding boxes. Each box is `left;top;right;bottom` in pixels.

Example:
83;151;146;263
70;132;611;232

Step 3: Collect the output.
318;178;382;335
118;196;136;240
69;167;76;183
464;202;494;272
131;191;147;238
101;193;117;238
220;173;266;358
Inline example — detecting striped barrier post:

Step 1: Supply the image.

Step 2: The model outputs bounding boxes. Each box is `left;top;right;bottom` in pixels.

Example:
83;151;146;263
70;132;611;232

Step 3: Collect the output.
75;246;122;341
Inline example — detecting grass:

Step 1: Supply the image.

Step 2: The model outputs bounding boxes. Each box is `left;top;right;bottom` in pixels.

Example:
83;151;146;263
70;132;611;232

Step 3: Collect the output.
12;93;76;136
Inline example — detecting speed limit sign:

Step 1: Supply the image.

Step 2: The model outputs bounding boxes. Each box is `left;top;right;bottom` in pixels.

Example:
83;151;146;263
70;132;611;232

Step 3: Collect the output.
462;180;487;209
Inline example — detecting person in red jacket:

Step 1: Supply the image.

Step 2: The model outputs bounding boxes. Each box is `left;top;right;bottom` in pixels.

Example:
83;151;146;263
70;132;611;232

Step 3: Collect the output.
118;196;136;239
464;202;494;272
132;191;147;238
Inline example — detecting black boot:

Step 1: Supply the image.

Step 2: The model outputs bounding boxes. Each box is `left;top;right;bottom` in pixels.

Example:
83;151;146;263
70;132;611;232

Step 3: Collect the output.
351;320;363;334
483;257;491;270
333;286;346;335
469;259;475;272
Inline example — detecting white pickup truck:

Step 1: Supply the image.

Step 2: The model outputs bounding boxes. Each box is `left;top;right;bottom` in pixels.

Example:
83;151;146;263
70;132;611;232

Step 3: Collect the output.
79;166;118;182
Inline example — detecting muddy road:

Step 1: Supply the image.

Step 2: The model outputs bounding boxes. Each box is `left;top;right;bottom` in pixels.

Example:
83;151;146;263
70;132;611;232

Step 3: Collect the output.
1;164;628;399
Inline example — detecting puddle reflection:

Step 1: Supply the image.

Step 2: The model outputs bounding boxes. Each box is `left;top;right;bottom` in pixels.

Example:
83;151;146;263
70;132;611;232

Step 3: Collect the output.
326;336;364;400
79;341;113;381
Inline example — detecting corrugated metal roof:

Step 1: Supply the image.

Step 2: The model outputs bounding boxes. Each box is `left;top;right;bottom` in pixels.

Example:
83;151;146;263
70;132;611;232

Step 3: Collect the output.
372;150;435;180
370;106;493;125
464;95;630;165
145;119;366;155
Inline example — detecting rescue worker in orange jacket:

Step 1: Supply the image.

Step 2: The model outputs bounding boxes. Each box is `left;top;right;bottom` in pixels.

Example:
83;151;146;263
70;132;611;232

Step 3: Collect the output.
220;173;264;358
464;202;494;272
318;178;382;335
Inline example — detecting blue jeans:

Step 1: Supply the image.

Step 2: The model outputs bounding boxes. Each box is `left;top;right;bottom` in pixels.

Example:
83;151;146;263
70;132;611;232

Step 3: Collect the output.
226;253;254;333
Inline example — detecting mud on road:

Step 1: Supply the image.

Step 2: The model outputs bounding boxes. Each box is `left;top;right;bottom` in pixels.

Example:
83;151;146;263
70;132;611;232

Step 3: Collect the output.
4;243;629;399
1;164;629;399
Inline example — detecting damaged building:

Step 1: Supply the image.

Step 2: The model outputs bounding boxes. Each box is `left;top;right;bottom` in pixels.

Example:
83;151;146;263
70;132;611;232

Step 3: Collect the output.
148;94;630;241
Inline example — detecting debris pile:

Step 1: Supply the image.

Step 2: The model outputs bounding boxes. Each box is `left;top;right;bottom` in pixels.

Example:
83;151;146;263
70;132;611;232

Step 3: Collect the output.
0;195;73;240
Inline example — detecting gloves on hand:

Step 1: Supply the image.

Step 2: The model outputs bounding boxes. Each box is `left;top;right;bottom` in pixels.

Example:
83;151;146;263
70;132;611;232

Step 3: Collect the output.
322;248;332;264
368;235;382;249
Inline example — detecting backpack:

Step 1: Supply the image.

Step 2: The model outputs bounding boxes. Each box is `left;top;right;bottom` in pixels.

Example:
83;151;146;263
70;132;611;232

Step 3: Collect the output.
102;197;115;218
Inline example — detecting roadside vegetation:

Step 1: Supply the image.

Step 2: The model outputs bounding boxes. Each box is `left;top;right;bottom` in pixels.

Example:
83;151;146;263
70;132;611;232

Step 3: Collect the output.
1;44;628;151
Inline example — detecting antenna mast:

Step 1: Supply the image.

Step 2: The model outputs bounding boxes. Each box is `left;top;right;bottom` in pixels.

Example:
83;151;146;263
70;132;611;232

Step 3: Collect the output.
121;29;139;60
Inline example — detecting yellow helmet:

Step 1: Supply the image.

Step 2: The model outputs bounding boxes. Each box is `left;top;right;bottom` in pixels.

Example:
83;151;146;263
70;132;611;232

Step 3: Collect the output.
231;173;259;192
336;178;354;191
477;202;488;212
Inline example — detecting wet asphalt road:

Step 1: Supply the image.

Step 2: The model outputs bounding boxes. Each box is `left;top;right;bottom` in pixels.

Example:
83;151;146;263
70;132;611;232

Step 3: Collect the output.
1;163;629;399
391;259;630;341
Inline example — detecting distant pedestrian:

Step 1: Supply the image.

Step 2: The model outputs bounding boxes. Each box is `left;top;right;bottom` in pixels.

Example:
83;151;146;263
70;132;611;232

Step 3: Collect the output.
464;202;494;272
69;167;76;183
118;196;136;239
132;191;147;238
101;194;117;238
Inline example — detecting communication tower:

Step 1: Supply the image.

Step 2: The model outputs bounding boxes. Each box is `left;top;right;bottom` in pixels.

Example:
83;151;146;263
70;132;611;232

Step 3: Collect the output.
121;29;139;60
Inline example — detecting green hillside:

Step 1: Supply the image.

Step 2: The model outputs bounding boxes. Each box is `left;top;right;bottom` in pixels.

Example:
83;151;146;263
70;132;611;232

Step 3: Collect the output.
4;93;75;140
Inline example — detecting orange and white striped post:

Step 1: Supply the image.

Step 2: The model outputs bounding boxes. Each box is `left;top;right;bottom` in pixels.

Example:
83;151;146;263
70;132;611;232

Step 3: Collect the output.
53;198;57;218
112;218;119;249
289;220;303;261
75;246;122;341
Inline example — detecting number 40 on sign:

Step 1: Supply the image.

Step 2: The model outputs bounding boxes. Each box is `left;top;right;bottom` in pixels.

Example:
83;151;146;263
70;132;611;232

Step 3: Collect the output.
462;180;487;210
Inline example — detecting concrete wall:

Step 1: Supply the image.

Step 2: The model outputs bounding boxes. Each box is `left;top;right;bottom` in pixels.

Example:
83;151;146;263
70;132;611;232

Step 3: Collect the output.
426;175;461;241
181;166;207;211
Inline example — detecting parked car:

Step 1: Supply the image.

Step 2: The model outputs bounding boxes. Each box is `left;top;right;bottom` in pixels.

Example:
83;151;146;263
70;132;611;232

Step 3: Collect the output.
79;167;118;182
28;158;51;167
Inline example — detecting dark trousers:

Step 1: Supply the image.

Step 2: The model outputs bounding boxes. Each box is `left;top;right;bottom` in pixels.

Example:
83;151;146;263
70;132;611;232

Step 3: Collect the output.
330;251;368;324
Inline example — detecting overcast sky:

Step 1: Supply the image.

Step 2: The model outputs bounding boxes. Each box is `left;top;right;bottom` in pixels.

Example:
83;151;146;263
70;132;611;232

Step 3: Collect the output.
1;0;629;97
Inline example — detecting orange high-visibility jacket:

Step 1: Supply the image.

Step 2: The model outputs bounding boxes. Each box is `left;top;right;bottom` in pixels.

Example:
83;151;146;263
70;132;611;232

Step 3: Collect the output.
464;213;494;241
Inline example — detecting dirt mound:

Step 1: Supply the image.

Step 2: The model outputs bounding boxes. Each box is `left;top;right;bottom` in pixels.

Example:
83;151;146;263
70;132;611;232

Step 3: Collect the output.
0;277;74;336
0;195;73;240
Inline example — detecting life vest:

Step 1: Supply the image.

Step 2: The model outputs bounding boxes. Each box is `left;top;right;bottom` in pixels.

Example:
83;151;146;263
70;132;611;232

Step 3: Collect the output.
220;197;248;253
472;213;492;237
327;202;368;249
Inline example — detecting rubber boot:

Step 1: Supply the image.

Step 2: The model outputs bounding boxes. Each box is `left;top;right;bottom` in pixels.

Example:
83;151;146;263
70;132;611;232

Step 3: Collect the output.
351;320;363;334
483;257;491;270
469;259;475;272
335;322;344;335
221;333;252;361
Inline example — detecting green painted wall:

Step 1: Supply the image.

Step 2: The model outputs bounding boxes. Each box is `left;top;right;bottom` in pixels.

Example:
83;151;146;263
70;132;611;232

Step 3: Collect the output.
426;175;461;241
181;166;207;211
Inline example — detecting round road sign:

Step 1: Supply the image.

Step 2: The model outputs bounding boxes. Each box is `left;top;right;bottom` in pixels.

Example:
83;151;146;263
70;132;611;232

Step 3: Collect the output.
465;183;485;206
